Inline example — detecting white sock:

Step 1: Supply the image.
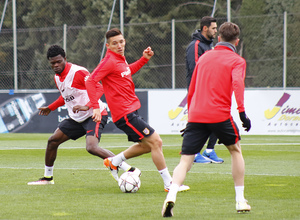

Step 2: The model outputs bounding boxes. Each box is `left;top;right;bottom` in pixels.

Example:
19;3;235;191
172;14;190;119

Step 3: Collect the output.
44;165;53;177
166;183;179;202
235;186;245;202
158;167;172;187
205;149;213;153
119;161;131;171
111;152;127;167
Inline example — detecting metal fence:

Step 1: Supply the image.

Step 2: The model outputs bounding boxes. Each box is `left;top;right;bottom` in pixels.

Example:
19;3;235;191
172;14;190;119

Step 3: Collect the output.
0;13;299;90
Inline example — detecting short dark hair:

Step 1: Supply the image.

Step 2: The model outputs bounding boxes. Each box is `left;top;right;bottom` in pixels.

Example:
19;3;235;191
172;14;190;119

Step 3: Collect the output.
219;22;240;42
47;45;66;59
106;28;122;41
200;16;217;31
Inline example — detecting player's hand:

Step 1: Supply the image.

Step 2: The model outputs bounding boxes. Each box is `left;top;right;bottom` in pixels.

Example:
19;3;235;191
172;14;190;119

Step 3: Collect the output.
38;107;51;116
73;105;89;113
92;108;102;122
239;112;251;132
143;46;154;59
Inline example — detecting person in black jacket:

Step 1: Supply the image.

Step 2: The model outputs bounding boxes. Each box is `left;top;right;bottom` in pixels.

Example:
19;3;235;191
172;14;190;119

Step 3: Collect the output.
185;16;224;164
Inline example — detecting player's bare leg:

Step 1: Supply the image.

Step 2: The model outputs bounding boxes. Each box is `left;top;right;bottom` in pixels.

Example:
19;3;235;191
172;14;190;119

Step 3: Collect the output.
226;141;251;213
28;128;68;185
86;135;115;159
162;155;194;217
171;155;194;187
108;132;189;192
225;141;244;186
45;128;69;166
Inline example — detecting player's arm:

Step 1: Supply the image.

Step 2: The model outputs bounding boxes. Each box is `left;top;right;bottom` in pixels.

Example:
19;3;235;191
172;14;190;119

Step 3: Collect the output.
129;47;153;75
232;59;251;131
187;64;198;110
39;96;65;116
73;81;104;114
72;69;104;108
72;105;89;113
232;59;246;113
86;58;111;122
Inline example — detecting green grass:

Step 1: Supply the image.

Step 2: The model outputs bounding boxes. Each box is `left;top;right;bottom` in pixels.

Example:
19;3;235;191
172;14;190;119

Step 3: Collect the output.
0;134;299;220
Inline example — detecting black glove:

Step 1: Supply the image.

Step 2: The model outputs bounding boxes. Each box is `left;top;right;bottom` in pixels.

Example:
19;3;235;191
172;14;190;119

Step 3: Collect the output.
239;112;251;132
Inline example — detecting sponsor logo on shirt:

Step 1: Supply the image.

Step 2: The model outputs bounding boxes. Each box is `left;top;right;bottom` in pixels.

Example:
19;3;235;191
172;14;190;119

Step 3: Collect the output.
64;95;75;102
121;67;131;77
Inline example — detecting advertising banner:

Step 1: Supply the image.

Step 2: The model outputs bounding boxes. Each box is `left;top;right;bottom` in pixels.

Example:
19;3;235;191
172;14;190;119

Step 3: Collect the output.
148;89;300;135
0;91;148;133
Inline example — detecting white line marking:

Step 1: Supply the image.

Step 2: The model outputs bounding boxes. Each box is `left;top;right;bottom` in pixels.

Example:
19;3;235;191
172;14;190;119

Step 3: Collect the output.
0;143;300;150
0;167;298;177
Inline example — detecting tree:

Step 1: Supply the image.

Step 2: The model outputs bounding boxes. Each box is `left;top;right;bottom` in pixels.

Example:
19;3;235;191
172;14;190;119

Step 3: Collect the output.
239;0;299;87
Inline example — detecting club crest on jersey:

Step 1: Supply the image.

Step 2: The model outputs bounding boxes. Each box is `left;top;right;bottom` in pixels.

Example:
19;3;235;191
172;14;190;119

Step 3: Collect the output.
121;67;131;77
143;128;150;135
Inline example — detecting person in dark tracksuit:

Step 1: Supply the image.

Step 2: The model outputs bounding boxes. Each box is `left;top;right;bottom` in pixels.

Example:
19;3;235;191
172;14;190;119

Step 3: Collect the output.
185;16;224;164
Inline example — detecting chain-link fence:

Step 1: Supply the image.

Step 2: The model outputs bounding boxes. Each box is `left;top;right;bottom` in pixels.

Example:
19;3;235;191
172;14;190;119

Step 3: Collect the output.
0;12;299;90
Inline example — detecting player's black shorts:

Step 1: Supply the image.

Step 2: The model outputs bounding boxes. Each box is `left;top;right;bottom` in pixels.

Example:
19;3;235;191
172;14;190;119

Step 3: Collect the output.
181;117;240;155
114;111;155;142
58;115;108;140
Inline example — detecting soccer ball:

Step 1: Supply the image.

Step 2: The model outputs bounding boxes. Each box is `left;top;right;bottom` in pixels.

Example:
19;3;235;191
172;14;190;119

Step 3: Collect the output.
118;172;141;193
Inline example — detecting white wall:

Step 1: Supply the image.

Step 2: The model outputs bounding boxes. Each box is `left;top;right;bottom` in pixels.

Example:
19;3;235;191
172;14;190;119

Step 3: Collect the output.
148;89;300;135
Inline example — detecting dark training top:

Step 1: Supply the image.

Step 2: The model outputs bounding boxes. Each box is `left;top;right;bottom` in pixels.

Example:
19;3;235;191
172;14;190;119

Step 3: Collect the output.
185;30;213;89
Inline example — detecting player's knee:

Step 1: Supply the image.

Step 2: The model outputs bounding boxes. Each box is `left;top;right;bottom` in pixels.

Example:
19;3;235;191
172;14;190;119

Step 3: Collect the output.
86;144;97;155
47;136;59;149
150;135;163;150
226;143;241;154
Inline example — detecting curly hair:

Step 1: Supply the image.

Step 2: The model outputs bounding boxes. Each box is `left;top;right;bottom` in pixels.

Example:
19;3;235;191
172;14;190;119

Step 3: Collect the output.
47;45;66;59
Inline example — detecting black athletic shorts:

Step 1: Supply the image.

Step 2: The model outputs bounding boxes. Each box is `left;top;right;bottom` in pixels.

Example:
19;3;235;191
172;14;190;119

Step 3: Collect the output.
58;115;108;140
181;117;240;155
114;111;155;142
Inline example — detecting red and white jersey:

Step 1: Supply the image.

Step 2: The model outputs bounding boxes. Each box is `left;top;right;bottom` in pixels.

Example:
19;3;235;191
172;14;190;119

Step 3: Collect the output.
54;63;106;123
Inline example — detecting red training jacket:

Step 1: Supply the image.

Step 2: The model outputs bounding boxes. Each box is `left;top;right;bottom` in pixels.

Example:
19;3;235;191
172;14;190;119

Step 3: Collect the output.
86;49;149;122
188;45;246;123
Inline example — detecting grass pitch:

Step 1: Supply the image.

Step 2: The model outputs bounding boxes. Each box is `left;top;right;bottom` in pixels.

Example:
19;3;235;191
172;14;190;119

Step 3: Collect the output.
0;134;299;219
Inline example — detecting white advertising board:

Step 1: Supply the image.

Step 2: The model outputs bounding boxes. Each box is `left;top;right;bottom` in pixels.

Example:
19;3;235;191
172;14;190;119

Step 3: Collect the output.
148;89;300;135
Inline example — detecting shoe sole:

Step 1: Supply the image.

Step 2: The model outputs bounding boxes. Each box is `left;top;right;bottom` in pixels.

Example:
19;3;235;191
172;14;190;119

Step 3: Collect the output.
162;201;174;217
128;168;142;177
27;181;54;185
210;160;224;164
164;186;190;192
203;155;224;164
237;209;251;213
193;160;211;164
108;171;119;182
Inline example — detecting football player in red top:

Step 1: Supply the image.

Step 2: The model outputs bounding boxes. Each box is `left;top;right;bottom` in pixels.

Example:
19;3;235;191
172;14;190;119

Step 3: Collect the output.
86;28;189;192
162;22;251;217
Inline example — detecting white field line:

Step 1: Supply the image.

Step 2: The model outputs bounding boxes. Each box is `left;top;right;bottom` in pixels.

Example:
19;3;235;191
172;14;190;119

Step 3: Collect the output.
0;143;300;151
0;166;298;177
